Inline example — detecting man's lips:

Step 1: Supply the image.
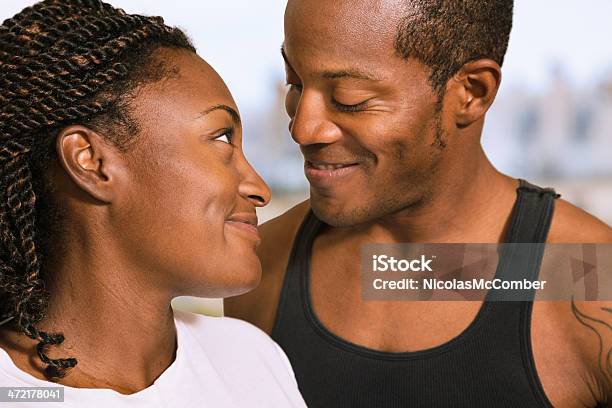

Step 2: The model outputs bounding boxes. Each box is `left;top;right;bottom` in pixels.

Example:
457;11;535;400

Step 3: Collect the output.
226;213;260;242
304;160;360;187
306;160;359;170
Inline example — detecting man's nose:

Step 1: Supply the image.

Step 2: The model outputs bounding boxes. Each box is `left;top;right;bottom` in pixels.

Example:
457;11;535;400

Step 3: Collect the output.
289;92;341;146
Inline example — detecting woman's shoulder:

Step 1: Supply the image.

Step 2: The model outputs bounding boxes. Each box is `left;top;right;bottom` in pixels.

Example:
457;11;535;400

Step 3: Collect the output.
173;309;297;384
174;308;269;335
173;310;305;406
173;309;286;357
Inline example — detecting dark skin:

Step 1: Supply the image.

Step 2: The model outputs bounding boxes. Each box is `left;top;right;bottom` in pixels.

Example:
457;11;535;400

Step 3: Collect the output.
0;48;270;394
225;1;612;406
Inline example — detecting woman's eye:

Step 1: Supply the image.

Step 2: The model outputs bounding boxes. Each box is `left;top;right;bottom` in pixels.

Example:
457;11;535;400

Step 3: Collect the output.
214;131;232;144
286;83;303;93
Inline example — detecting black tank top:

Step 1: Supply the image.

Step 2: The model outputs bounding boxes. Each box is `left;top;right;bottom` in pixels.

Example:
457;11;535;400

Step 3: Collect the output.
271;179;560;407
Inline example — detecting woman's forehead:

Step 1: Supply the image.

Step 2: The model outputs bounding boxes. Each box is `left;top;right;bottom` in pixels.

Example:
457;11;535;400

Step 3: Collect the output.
131;49;239;124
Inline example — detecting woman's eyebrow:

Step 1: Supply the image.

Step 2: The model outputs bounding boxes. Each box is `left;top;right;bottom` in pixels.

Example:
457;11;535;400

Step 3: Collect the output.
196;104;241;125
280;45;292;70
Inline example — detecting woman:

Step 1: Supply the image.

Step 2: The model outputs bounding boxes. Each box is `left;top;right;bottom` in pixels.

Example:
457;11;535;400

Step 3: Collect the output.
0;0;306;406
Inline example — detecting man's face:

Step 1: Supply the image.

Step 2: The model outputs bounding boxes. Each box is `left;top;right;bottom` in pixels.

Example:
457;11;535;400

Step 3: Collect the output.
284;0;448;227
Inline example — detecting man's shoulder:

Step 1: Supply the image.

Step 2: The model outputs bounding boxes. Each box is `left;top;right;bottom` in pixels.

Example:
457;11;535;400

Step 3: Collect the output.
548;198;612;243
224;200;311;333
258;199;311;258
541;197;612;400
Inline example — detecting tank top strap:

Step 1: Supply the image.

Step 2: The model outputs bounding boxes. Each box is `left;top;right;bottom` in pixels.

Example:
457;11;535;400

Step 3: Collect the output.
271;209;322;338
500;179;560;408
488;179;560;300
505;179;560;244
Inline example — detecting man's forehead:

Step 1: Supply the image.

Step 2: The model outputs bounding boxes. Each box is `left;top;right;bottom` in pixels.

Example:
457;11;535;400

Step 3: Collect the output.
284;0;409;50
285;0;410;19
281;45;388;82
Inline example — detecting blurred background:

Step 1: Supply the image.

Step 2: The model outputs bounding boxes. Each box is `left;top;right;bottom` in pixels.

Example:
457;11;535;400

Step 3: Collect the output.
3;0;611;315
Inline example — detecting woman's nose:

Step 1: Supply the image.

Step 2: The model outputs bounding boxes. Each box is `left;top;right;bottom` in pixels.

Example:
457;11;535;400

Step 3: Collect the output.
237;152;271;208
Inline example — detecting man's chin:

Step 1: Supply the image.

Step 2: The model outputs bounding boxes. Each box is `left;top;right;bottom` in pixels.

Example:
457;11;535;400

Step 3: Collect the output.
310;195;372;228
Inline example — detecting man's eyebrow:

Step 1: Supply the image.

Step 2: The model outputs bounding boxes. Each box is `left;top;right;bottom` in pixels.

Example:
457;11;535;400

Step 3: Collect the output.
280;45;382;82
196;104;241;125
320;69;382;81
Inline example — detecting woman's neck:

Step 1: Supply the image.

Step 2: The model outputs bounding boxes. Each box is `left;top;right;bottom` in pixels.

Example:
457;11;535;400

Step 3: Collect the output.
0;233;179;394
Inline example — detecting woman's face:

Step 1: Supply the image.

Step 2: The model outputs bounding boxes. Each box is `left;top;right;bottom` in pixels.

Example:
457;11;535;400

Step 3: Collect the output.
111;48;270;298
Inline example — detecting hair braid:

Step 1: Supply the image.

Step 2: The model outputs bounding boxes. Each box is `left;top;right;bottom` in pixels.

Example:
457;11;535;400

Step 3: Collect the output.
0;0;194;379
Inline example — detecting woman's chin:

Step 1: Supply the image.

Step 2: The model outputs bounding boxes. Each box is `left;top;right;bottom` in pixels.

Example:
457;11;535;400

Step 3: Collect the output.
222;269;262;298
185;261;262;299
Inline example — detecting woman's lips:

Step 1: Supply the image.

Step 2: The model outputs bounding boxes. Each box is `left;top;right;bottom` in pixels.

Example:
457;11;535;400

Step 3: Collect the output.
304;160;359;187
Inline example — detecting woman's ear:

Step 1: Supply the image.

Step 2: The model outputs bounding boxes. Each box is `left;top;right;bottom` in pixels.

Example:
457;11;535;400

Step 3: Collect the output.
55;125;119;203
448;59;502;128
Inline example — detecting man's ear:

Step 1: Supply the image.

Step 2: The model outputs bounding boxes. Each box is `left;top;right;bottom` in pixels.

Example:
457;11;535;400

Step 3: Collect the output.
448;59;502;128
55;125;120;203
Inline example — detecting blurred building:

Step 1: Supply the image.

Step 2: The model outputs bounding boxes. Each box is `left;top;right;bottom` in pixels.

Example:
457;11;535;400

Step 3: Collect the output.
484;67;612;224
485;67;612;178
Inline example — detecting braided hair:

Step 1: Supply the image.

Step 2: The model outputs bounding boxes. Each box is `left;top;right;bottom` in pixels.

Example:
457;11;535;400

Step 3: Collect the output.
0;0;194;379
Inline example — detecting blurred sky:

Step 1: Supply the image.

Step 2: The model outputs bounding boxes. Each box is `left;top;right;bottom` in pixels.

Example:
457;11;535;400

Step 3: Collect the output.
2;0;612;110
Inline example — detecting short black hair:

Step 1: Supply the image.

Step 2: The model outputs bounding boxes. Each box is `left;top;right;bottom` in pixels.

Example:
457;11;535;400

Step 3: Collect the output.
395;0;514;94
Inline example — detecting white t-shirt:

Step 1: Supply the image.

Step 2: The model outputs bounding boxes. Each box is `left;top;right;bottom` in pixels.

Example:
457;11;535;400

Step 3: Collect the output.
0;310;307;407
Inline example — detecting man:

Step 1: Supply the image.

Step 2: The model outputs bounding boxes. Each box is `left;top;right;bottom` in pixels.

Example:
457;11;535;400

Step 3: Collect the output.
226;1;612;406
